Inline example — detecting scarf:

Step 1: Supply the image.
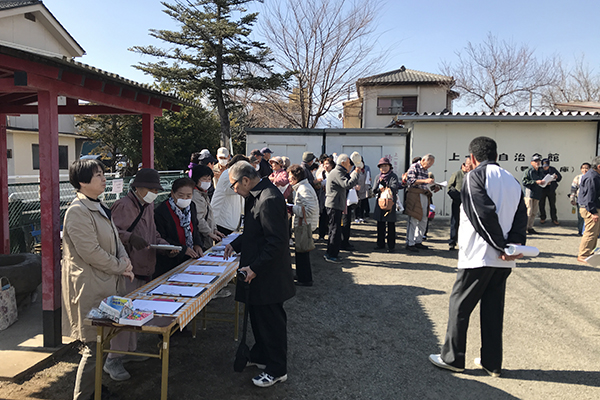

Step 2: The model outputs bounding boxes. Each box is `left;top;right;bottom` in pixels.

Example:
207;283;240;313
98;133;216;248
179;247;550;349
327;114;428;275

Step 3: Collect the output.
168;197;193;249
378;168;393;184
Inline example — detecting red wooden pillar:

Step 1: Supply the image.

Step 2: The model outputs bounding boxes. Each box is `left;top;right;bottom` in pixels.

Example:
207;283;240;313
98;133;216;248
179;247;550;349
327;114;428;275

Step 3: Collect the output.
142;113;154;169
0;114;9;254
38;90;62;347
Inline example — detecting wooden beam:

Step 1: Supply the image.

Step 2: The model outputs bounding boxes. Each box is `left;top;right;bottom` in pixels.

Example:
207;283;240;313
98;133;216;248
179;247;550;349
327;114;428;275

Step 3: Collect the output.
38;90;62;347
142;113;154;169
0;114;8;254
0;104;138;115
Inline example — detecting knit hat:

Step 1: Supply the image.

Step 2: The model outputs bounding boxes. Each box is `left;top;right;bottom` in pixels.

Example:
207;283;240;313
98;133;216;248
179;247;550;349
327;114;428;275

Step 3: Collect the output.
131;168;163;190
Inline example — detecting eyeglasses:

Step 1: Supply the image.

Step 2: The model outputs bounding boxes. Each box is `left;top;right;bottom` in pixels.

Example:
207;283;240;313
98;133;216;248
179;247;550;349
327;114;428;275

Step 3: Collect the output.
230;179;239;191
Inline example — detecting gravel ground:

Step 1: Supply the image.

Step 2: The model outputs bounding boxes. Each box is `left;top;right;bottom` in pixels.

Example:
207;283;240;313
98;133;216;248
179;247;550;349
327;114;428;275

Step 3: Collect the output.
1;216;600;400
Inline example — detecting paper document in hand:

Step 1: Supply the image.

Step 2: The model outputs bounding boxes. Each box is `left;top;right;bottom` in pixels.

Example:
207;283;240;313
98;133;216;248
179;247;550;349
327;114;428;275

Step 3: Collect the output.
149;284;206;297
504;245;539;257
131;299;184;315
185;264;227;274
540;174;556;188
167;273;217;284
436;181;448;187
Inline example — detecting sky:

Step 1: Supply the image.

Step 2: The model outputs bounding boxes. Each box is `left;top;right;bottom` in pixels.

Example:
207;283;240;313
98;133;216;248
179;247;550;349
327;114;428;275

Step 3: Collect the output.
44;0;600;111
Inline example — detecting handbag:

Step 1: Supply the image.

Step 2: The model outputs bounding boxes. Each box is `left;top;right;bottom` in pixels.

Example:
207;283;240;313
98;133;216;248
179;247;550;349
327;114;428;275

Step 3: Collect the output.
234;280;250;372
294;206;315;253
378;187;394;211
0;277;18;331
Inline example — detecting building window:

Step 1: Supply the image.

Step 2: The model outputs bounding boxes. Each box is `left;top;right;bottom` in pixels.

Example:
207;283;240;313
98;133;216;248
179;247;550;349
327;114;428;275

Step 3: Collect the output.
32;144;69;170
377;96;417;115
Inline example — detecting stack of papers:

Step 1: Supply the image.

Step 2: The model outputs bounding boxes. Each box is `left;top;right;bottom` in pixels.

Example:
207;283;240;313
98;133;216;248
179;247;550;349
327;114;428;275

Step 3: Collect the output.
167;273;218;284
149;284;206;297
132;299;184;315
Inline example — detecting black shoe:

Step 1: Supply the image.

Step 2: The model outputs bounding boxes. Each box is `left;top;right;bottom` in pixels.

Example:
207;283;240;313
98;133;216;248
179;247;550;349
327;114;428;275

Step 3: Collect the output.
340;244;355;250
406;245;419;252
387;248;395;253
527;228;537;234
449;244;456;251
374;246;385;250
295;281;313;287
415;243;429;250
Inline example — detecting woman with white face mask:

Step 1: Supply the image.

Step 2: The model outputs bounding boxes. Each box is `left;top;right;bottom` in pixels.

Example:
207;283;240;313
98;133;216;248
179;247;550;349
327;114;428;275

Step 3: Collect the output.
154;177;204;277
107;169;177;380
191;165;226;250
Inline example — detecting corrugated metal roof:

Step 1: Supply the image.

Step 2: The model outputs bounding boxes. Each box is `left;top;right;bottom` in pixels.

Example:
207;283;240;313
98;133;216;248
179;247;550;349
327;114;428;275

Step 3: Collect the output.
396;110;600;122
357;66;453;86
0;0;40;10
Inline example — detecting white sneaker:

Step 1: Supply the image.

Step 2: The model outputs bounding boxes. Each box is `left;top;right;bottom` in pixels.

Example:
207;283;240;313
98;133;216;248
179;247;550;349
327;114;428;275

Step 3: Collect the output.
252;372;287;387
103;357;131;381
428;354;464;373
474;357;501;377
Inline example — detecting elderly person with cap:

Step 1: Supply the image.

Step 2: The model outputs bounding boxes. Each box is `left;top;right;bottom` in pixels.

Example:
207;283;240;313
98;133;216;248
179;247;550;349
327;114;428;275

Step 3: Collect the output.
373;157;401;253
214;147;230;183
301;151;317;188
269;156;292;200
103;169;175;381
257;147;273;178
522;155;545;234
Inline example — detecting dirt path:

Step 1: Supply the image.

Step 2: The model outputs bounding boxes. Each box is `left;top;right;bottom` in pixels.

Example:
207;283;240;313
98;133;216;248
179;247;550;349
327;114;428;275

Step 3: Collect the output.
1;217;599;399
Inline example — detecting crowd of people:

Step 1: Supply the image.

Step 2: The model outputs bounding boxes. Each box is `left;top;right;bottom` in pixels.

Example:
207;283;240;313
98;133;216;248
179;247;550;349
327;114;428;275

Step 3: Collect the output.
61;141;595;398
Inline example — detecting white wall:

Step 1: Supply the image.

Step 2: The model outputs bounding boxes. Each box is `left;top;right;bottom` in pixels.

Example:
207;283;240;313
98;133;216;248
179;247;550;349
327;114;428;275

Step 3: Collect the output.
408;120;598;220
361;85;450;128
0;13;69;56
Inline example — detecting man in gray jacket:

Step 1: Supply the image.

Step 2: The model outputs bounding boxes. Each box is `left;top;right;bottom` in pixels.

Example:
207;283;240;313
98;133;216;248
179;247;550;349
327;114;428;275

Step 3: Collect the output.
324;154;360;262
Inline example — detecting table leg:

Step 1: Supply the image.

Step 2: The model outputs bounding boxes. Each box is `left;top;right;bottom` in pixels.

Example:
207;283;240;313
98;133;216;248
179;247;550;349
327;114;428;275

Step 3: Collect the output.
160;332;170;400
95;327;104;400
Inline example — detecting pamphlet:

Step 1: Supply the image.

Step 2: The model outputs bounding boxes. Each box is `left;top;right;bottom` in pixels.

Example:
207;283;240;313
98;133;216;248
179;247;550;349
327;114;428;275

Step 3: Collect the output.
185;264;227;274
149;284;206;297
131;299;184;315
167;273;218;284
119;310;154;326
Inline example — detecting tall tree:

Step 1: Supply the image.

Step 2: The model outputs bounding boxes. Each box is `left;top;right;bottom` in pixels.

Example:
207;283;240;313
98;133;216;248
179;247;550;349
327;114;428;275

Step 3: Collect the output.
130;0;284;150
441;33;560;112
540;56;600;109
260;0;381;128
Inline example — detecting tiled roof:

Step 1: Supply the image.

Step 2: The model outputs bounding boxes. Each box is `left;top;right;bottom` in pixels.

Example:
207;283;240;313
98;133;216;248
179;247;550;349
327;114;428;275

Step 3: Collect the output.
357;66;453;86
0;0;40;10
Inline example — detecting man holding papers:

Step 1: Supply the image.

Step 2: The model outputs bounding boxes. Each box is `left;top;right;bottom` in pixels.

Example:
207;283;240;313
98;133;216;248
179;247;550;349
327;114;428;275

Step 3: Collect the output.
224;161;295;388
429;137;527;378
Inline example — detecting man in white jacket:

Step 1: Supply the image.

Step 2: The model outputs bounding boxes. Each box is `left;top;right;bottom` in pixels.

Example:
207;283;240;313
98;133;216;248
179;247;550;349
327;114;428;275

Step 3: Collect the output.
211;155;247;235
429;136;527;378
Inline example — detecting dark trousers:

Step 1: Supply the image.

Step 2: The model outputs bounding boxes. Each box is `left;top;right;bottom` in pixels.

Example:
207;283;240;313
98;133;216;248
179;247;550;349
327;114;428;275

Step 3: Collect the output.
376;221;396;249
449;200;461;246
341;204;357;247
318;209;329;239
441;267;512;372
248;303;288;377
217;225;233;236
356;198;370;219
539;189;558;222
295;251;313;283
326;207;343;258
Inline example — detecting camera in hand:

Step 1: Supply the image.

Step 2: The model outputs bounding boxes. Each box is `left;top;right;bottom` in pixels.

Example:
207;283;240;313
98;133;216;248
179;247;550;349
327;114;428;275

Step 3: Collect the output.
237;269;247;281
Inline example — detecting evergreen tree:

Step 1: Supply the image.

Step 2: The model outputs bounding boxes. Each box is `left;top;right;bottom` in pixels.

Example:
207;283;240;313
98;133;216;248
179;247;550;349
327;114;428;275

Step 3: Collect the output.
130;0;285;150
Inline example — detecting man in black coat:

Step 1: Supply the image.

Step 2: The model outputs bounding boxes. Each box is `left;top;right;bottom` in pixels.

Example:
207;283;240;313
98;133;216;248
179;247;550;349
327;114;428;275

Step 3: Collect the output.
224;161;295;388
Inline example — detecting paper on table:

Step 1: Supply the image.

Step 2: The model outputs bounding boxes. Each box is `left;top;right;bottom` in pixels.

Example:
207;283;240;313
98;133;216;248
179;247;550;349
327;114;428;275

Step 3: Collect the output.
197;255;229;263
132;299;184;315
149;284;206;297
167;273;217;284
504;245;539;257
185;264;227;274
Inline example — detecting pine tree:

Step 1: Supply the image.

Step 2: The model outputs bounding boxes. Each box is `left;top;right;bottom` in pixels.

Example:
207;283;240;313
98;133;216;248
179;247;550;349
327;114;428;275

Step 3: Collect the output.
131;0;285;149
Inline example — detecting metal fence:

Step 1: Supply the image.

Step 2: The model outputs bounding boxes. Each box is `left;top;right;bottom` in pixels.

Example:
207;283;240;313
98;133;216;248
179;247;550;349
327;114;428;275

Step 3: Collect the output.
8;172;184;254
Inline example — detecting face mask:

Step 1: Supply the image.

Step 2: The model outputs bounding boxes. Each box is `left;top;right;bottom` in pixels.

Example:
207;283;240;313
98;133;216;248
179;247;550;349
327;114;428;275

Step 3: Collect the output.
218;159;228;166
255;164;260;171
176;198;192;209
200;181;211;191
142;191;158;204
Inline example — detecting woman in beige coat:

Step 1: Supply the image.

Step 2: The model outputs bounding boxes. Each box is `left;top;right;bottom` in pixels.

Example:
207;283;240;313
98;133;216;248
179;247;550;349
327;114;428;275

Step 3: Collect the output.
61;159;133;400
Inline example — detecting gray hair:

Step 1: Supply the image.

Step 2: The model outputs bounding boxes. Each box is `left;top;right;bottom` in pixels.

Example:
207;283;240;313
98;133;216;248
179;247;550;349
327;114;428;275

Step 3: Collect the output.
337;153;349;164
422;154;435;162
592;156;600;169
229;161;259;182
